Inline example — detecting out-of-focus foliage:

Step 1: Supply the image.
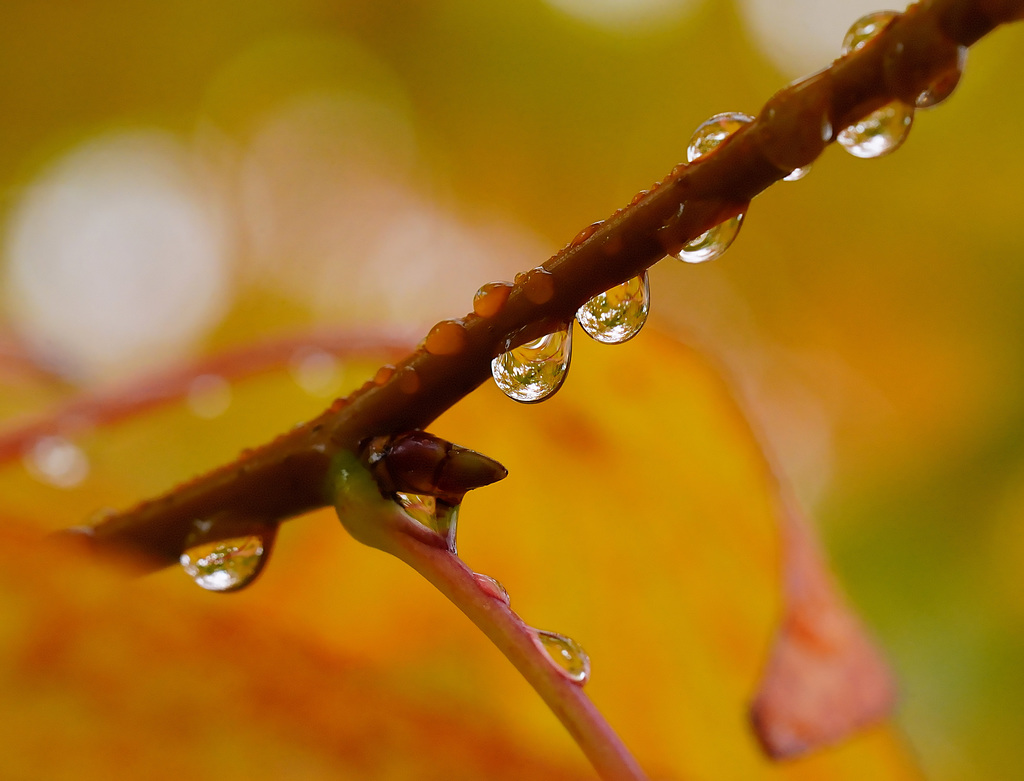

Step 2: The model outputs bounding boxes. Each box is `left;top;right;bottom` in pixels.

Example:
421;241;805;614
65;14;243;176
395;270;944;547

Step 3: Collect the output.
1;0;1023;778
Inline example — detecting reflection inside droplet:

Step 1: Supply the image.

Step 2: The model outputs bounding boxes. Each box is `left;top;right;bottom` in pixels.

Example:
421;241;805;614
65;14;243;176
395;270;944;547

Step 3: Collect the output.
180;519;273;593
491;324;573;403
576;272;650;345
534;629;591;685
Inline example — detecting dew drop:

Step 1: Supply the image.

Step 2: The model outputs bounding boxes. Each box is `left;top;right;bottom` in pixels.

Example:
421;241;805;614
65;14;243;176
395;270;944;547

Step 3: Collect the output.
491;324;572;403
424;319;468;356
570;221;603;248
396;365;421;394
473;281;513;318
837;12;914;159
522;267;555;305
180;519;273;593
534;629;591;685
374;364;396;385
186;374;232;419
473;572;511;606
836;105;913;159
289;347;342;397
916;45;967;108
576;272;650;345
395;492;459;554
841;11;896;55
675;112;752;264
629;189;649;206
23;435;89;489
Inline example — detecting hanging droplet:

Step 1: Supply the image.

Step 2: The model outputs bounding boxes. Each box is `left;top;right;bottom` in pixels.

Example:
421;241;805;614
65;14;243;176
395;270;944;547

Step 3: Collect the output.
180;519;273;593
576;272;650;345
675;112;752;264
836;103;913;159
837;12;914;159
534;629;591;685
491;324;572;403
395;492;459;554
473;573;511;606
23;435;89;489
916;45;967;108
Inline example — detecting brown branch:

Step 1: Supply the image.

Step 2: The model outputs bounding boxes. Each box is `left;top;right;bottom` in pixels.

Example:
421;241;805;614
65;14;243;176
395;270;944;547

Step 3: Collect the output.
86;0;1024;566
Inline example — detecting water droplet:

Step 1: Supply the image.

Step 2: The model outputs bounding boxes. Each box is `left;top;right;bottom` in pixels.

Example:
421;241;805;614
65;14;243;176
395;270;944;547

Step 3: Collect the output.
576;272;650;345
473;281;513;318
570;221;603;248
916;46;967;108
424;319;469;356
374;364;395;385
396;365;420;394
841;11;896;55
629;189;649;206
534;629;591;685
289;347;342;397
675;112;752;264
24;435;89;489
473;573;511;606
522;267;555;305
491;324;573;403
836;103;913;159
180;519;273;593
186;374;232;419
837;12;913;159
395;492;459;554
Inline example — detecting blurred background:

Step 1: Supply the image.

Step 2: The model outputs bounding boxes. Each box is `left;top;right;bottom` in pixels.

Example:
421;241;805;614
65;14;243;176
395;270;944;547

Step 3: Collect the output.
1;0;1023;778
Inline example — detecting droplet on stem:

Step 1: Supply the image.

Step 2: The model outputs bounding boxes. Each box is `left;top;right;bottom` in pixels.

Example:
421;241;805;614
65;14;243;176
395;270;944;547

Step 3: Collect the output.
837;12;914;159
916;45;967;108
675;112;752;264
473;573;511;606
395;492;459;554
424;319;469;356
473;281;513;318
534;629;591;685
491;324;573;403
180;519;274;593
577;272;650;345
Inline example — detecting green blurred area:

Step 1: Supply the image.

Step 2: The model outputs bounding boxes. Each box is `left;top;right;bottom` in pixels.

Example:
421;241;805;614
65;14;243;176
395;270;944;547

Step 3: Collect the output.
1;1;1023;778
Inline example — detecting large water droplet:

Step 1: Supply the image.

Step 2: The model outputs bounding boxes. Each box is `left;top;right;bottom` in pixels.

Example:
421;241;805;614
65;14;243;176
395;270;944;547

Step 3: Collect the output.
916;46;967;108
837;12;913;159
836;105;913;159
576;272;650;345
473;573;511;606
491;324;572;403
534;630;591;685
23;435;89;489
675;112;752;264
395;492;459;554
180;519;273;593
841;11;895;55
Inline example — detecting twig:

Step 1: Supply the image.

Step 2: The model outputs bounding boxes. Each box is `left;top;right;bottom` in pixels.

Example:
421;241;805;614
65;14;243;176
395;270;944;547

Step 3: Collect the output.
85;0;1024;565
331;452;648;781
